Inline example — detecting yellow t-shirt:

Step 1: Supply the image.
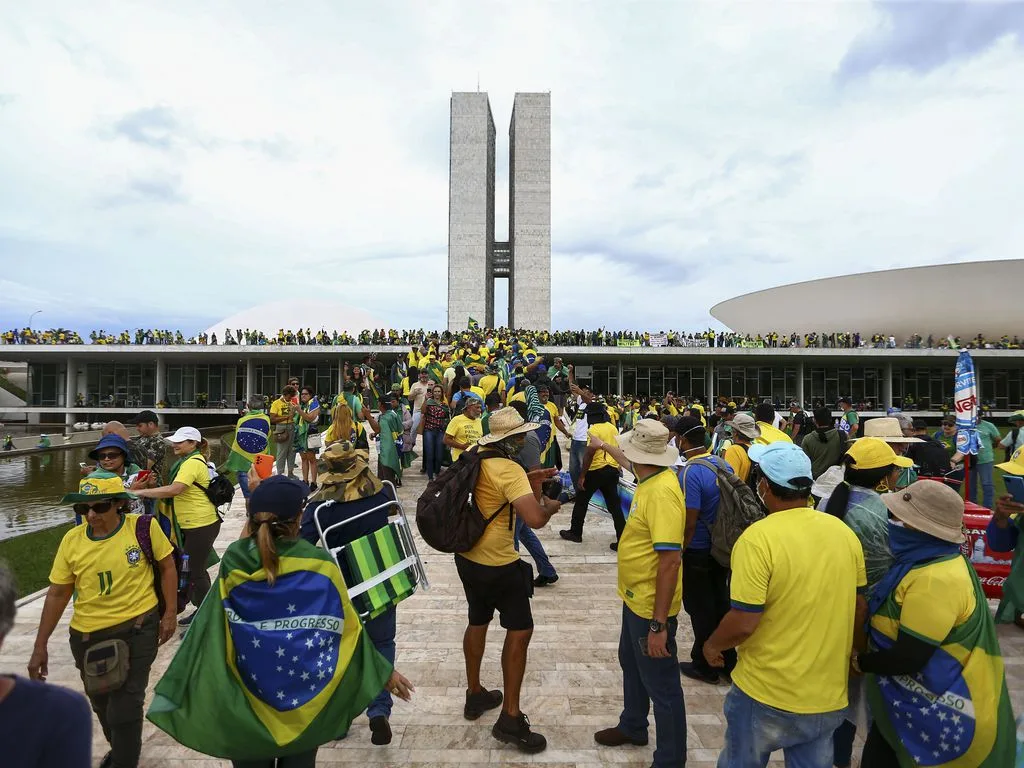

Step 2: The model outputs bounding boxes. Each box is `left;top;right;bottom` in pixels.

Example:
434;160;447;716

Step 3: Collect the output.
270;398;291;420
478;375;505;399
730;507;867;713
617;468;685;620
172;455;220;529
723;444;752;483
588;422;621;471
508;391;526;404
754;422;793;445
869;556;976;646
461;457;534;567
50;514;174;632
445;414;484;461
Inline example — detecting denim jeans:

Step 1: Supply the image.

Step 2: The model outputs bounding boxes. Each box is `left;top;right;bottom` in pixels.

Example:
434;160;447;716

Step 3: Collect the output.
718;685;844;768
363;606;397;719
423;429;444;479
970;460;995;509
514;516;557;578
237;470;251;500
568;439;588;487
617;604;687;768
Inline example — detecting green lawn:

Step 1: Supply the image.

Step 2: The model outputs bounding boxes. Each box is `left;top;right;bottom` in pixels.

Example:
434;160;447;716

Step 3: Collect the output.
0;523;72;598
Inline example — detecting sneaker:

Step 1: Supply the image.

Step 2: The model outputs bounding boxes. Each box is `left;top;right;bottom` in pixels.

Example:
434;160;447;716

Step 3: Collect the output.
177;611;196;627
98;752;113;768
534;573;559;587
464;687;503;720
679;661;720;685
492;711;547;753
559;530;582;543
308;482;318;493
369;715;392;745
594;726;649;747
609;542;618;552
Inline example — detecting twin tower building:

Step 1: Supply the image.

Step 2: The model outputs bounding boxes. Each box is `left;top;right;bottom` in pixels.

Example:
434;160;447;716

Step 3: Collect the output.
447;92;551;332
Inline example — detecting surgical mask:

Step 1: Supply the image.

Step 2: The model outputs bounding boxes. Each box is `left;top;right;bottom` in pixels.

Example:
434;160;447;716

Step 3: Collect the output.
756;480;768;511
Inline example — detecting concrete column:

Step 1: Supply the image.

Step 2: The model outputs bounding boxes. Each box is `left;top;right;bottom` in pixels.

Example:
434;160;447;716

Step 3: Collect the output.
617;360;624;398
245;358;256;403
706;359;715;404
155;358;166;418
883;362;893;410
337;359;345;394
796;361;805;408
64;356;76;428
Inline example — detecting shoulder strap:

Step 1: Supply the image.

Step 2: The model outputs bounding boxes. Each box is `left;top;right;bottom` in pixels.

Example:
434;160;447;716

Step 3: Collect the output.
135;515;155;563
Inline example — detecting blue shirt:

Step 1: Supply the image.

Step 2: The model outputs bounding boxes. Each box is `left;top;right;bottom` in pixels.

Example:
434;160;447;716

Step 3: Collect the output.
0;675;92;768
680;453;731;551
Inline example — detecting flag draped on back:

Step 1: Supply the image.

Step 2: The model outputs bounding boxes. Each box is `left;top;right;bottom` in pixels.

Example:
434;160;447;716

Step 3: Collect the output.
147;537;392;760
230;412;272;464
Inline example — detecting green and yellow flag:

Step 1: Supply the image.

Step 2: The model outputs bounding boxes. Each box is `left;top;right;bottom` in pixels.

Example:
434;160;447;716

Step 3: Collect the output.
468;317;479;330
148;537;392;760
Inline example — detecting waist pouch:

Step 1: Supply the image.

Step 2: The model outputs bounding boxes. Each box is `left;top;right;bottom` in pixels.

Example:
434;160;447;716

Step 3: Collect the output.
82;638;130;696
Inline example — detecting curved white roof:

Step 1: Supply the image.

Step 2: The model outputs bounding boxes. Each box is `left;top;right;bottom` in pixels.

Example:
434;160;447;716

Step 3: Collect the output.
205;299;387;339
711;259;1024;342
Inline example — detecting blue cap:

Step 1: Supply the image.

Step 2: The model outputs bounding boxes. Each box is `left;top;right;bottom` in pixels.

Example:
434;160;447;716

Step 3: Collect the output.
89;434;130;460
248;475;308;521
747;443;813;490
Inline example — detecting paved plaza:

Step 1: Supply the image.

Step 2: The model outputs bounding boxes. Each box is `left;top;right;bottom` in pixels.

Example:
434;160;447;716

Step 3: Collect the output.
3;437;1024;767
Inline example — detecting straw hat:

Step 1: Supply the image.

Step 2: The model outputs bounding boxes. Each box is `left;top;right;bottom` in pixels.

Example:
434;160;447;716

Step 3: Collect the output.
882;480;965;544
617;419;679;467
477;407;540;445
856;417;922;444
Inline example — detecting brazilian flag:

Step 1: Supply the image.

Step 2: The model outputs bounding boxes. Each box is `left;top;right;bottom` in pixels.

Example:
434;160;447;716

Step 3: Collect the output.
148;538;392;759
231;412;272;462
468;317;479;330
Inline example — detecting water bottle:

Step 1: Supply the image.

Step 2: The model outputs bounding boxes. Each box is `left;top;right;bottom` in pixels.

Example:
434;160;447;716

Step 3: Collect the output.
178;554;191;591
972;538;987;563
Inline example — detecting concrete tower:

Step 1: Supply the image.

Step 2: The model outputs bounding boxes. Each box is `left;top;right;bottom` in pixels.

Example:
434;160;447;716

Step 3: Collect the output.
447;91;550;331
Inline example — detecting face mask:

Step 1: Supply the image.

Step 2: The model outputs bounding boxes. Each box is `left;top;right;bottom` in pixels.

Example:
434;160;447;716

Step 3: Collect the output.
756;480;769;511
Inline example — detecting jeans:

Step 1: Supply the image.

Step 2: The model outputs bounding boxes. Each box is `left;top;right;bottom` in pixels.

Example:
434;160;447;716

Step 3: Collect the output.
409;412;421;449
181;521;222;608
682;549;735;676
617;604;687;768
569;465;626;540
363;607;397;719
423;429;444;479
568;438;588;487
969;460;995;509
514;516;557;578
237;470;251;500
718;686;844;768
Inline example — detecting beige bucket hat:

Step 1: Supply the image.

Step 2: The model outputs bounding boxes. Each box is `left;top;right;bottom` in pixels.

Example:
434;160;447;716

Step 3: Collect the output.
617;419;680;467
857;417;922;443
881;480;965;544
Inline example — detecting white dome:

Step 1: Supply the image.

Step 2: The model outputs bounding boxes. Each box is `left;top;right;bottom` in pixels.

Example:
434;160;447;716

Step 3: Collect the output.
205;300;388;339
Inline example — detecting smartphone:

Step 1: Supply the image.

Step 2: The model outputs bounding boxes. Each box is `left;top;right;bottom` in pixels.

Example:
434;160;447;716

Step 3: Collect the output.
254;453;274;479
1005;475;1024;505
542;478;562;500
135;470;153;483
637;637;650;657
79;462;89;468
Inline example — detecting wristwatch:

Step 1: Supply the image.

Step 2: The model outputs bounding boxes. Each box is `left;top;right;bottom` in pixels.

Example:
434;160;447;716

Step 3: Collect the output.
649;619;665;634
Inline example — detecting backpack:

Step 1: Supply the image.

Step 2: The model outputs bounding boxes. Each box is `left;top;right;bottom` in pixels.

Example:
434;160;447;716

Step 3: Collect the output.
188;456;235;512
686;456;765;568
415;445;515;553
135;514;190;615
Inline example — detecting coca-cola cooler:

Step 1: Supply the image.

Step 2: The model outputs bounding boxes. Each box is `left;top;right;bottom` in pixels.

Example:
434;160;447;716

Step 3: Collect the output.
961;502;1012;599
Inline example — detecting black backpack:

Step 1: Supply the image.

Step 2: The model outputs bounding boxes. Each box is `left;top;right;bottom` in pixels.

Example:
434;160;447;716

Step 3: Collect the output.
188;456;236;511
684;457;765;568
135;514;190;615
416;445;514;553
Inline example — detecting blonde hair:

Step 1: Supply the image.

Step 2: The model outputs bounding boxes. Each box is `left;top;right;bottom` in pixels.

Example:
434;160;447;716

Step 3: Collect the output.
326;402;355;445
250;512;295;586
198;438;210;459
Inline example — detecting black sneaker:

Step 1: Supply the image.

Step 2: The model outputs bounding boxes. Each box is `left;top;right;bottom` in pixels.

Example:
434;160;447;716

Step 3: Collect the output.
177;611;196;627
369;715;392;745
98;752;113;768
679;661;720;685
534;573;559;587
559;529;582;543
492;711;547;753
609;542;618;552
464;687;503;720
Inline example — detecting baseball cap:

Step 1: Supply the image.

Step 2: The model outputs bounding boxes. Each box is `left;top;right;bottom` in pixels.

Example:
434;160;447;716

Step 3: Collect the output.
996;447;1024;476
132;410;159;425
747;443;813;490
838;396;853;406
248;475;308;521
166;426;202;443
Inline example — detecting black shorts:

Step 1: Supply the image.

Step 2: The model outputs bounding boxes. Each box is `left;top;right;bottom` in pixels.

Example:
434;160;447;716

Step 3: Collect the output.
454;555;534;631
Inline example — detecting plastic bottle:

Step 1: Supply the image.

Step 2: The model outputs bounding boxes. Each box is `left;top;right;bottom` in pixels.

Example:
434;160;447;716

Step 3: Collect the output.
972;538;986;563
178;554;191;591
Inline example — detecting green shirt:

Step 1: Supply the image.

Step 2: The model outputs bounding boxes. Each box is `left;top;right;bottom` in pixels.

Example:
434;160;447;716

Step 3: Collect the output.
976;420;1001;464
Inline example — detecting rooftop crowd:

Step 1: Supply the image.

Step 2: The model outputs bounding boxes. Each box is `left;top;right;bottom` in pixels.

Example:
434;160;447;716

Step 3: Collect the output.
3;325;1022;350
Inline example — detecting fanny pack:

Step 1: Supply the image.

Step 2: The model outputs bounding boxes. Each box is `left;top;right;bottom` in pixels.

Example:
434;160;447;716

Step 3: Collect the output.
82;638;131;696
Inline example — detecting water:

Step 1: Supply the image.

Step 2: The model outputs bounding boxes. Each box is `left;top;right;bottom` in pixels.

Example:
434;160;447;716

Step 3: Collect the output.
0;438;228;541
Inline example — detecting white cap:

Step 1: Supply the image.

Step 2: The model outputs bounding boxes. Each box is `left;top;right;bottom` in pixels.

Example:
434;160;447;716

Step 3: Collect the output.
166;426;202;443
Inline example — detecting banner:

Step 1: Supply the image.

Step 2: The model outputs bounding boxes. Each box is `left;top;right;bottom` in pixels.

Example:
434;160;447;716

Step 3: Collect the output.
738;340;766;349
677;338;710;348
650;333;668;348
954;350;979;455
616;340;642;347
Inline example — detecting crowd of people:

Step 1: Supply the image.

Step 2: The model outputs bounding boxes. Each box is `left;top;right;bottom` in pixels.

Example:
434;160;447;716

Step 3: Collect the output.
4;324;1023;350
3;325;1023;767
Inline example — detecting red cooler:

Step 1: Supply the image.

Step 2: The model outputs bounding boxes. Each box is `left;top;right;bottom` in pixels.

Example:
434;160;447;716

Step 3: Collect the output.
961;502;1012;600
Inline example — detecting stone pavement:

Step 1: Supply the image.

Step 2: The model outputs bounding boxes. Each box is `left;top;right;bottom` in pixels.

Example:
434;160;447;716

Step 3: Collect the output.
4;437;1024;767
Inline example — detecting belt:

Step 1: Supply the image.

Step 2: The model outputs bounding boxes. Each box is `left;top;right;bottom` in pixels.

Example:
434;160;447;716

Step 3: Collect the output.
71;610;156;643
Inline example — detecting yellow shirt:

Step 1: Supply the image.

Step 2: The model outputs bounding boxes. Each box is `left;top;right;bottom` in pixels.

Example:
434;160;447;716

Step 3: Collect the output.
460;457;534;567
270;398;291;420
445;414;484;461
730;506;867;713
617;468;685;620
723;444;752;483
869;556;976;646
508;391;526;404
50;514;174;632
588;422;621;471
478;375;505;399
754;422;793;445
172;455;220;529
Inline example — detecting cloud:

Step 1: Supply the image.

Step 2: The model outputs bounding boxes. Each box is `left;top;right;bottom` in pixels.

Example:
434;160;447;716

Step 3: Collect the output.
838;2;1024;80
109;105;180;150
99;173;185;207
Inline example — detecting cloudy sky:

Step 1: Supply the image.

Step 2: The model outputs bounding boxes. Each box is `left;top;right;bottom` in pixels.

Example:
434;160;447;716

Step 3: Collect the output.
1;1;1023;336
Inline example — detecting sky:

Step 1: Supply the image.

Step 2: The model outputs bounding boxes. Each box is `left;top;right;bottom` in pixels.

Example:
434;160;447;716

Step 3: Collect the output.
1;1;1023;336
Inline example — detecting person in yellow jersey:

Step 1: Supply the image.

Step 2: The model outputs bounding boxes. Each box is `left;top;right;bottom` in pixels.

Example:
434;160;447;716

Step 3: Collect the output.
559;402;625;548
478;364;507;404
28;474;177;768
704;442;867;767
753;402;793;445
722;413;759;482
585;418;687;768
134;427;221;628
444;397;485;461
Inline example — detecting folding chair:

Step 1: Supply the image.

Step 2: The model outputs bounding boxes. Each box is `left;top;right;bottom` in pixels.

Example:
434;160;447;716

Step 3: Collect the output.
313;481;429;620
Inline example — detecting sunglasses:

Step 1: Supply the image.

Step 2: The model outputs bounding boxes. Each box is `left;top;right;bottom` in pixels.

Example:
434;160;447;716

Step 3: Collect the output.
95;451;124;461
73;501;117;515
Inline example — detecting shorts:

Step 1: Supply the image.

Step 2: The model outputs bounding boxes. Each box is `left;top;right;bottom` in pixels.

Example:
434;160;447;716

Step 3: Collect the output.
454;555;534;631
